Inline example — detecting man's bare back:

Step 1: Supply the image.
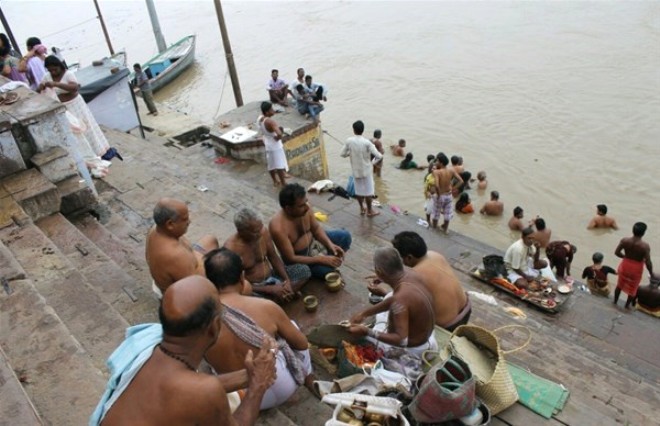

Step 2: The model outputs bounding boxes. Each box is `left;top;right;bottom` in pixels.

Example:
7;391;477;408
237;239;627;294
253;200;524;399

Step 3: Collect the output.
206;294;307;373
588;215;618;230
412;251;467;326
102;351;227;425
480;200;504;216
146;227;202;291
615;236;651;263
433;168;455;194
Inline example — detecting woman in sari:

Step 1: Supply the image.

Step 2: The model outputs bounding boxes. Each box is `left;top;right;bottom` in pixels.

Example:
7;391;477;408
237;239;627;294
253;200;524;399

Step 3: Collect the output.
18;37;47;91
0;36;26;83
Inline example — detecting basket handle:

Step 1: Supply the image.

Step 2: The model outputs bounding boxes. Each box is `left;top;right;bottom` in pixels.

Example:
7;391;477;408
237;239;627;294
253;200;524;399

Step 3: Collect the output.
493;324;532;355
421;350;439;368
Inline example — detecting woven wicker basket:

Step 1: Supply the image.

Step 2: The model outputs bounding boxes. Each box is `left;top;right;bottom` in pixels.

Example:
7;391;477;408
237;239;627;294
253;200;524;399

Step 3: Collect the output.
449;324;531;415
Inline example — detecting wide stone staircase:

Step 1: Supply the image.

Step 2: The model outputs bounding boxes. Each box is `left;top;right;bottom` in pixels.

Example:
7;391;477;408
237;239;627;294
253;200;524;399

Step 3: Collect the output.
0;126;352;425
3;124;659;426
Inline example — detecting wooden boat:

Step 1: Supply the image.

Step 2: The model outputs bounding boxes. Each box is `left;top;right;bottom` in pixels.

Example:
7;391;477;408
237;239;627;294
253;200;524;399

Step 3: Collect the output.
137;35;196;92
469;265;571;313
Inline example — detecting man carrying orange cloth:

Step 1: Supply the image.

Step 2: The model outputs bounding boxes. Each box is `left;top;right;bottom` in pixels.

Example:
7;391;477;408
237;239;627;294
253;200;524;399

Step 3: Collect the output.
614;222;653;309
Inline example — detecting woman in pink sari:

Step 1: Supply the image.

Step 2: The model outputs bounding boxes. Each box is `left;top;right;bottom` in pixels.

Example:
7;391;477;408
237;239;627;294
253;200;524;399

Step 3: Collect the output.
18;37;47;91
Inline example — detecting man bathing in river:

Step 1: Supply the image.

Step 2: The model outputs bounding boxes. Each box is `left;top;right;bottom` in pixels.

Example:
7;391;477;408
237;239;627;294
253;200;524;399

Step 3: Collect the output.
588;204;618;230
508;206;525;232
504;227;549;289
370;129;385;177
432;153;463;233
340;120;383;217
224;208;311;303
389;231;471;332
480;190;504;216
614;222;653;309
146;198;219;298
204;249;316;410
348;247;437;356
269;183;352;280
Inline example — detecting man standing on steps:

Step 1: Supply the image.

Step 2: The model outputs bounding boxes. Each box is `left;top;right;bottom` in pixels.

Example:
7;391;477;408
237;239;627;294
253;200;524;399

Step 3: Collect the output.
614;222;653;309
258;101;288;187
92;275;277;425
145;198;219;298
432;153;463;233
340;120;382;217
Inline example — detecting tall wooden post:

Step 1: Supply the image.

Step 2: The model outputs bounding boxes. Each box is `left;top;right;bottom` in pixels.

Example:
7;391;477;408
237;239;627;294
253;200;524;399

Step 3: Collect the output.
213;0;243;107
0;6;22;56
93;0;115;55
145;0;167;53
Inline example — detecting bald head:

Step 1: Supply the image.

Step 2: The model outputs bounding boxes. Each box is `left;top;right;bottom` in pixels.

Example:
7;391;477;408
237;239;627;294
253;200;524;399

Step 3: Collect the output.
159;276;220;337
374;247;404;277
153;198;187;227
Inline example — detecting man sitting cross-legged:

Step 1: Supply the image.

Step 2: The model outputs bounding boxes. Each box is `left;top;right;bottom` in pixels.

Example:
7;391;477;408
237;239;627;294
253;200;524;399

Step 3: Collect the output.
224;208;311;303
204;248;317;410
348;247;437;357
269;183;352;280
146;198;219;298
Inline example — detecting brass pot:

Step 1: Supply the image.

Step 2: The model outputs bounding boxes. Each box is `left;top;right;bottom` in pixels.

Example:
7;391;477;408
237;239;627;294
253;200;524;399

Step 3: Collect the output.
303;295;319;312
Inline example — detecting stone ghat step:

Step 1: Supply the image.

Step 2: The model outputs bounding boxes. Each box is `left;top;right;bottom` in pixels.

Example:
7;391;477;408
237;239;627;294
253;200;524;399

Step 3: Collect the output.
0;223;128;371
0;279;105;425
0;345;42;425
36;213;157;326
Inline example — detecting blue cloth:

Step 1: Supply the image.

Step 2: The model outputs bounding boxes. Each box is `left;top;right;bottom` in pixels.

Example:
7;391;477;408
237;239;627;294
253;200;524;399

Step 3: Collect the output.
89;323;163;425
346;176;356;197
292;229;352;279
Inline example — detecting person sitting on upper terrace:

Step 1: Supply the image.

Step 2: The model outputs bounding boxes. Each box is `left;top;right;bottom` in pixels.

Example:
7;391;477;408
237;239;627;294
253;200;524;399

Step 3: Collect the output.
92;275;277;426
224;208;311;303
504;227;549;289
292;67;305;87
269;183;352;280
266;69;289;107
304;74;327;102
348;247;437;356
145;198;219;298
531;217;552;249
390;139;406;157
389;231;471;332
203;248;316;410
293;84;324;123
508;206;526;231
398;153;425;170
479;190;503;216
587;204;618;230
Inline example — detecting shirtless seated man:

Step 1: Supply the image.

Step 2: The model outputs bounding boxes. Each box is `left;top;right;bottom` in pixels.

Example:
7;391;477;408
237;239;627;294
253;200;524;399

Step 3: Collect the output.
94;275;276;426
145;198;219;298
348;247;437;356
480;190;504;216
224;208;311;303
504;227;549;289
588;204;619;230
389;231;471;332
269;183;352;280
204;248;316;409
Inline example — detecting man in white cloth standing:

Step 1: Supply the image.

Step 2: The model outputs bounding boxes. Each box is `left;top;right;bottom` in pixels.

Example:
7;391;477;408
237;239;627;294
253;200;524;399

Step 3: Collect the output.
340;120;383;217
258;101;288;187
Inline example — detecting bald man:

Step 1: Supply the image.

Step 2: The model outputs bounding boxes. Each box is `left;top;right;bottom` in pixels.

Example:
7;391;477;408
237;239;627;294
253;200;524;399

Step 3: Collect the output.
348;248;437;356
93;276;277;426
146;198;219;297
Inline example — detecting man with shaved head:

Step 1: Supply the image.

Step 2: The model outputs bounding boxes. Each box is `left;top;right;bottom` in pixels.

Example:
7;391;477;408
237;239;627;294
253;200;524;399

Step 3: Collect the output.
348;247;437;356
146;198;219;297
92;276;277;425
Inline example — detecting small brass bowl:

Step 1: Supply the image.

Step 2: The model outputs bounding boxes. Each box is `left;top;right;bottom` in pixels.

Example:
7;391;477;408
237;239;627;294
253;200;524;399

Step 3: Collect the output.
325;272;343;292
303;295;319;312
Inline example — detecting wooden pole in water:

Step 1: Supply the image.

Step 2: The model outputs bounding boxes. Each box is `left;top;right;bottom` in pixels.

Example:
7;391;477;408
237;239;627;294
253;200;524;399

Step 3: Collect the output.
93;0;115;55
213;0;243;107
0;6;22;56
145;0;167;54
